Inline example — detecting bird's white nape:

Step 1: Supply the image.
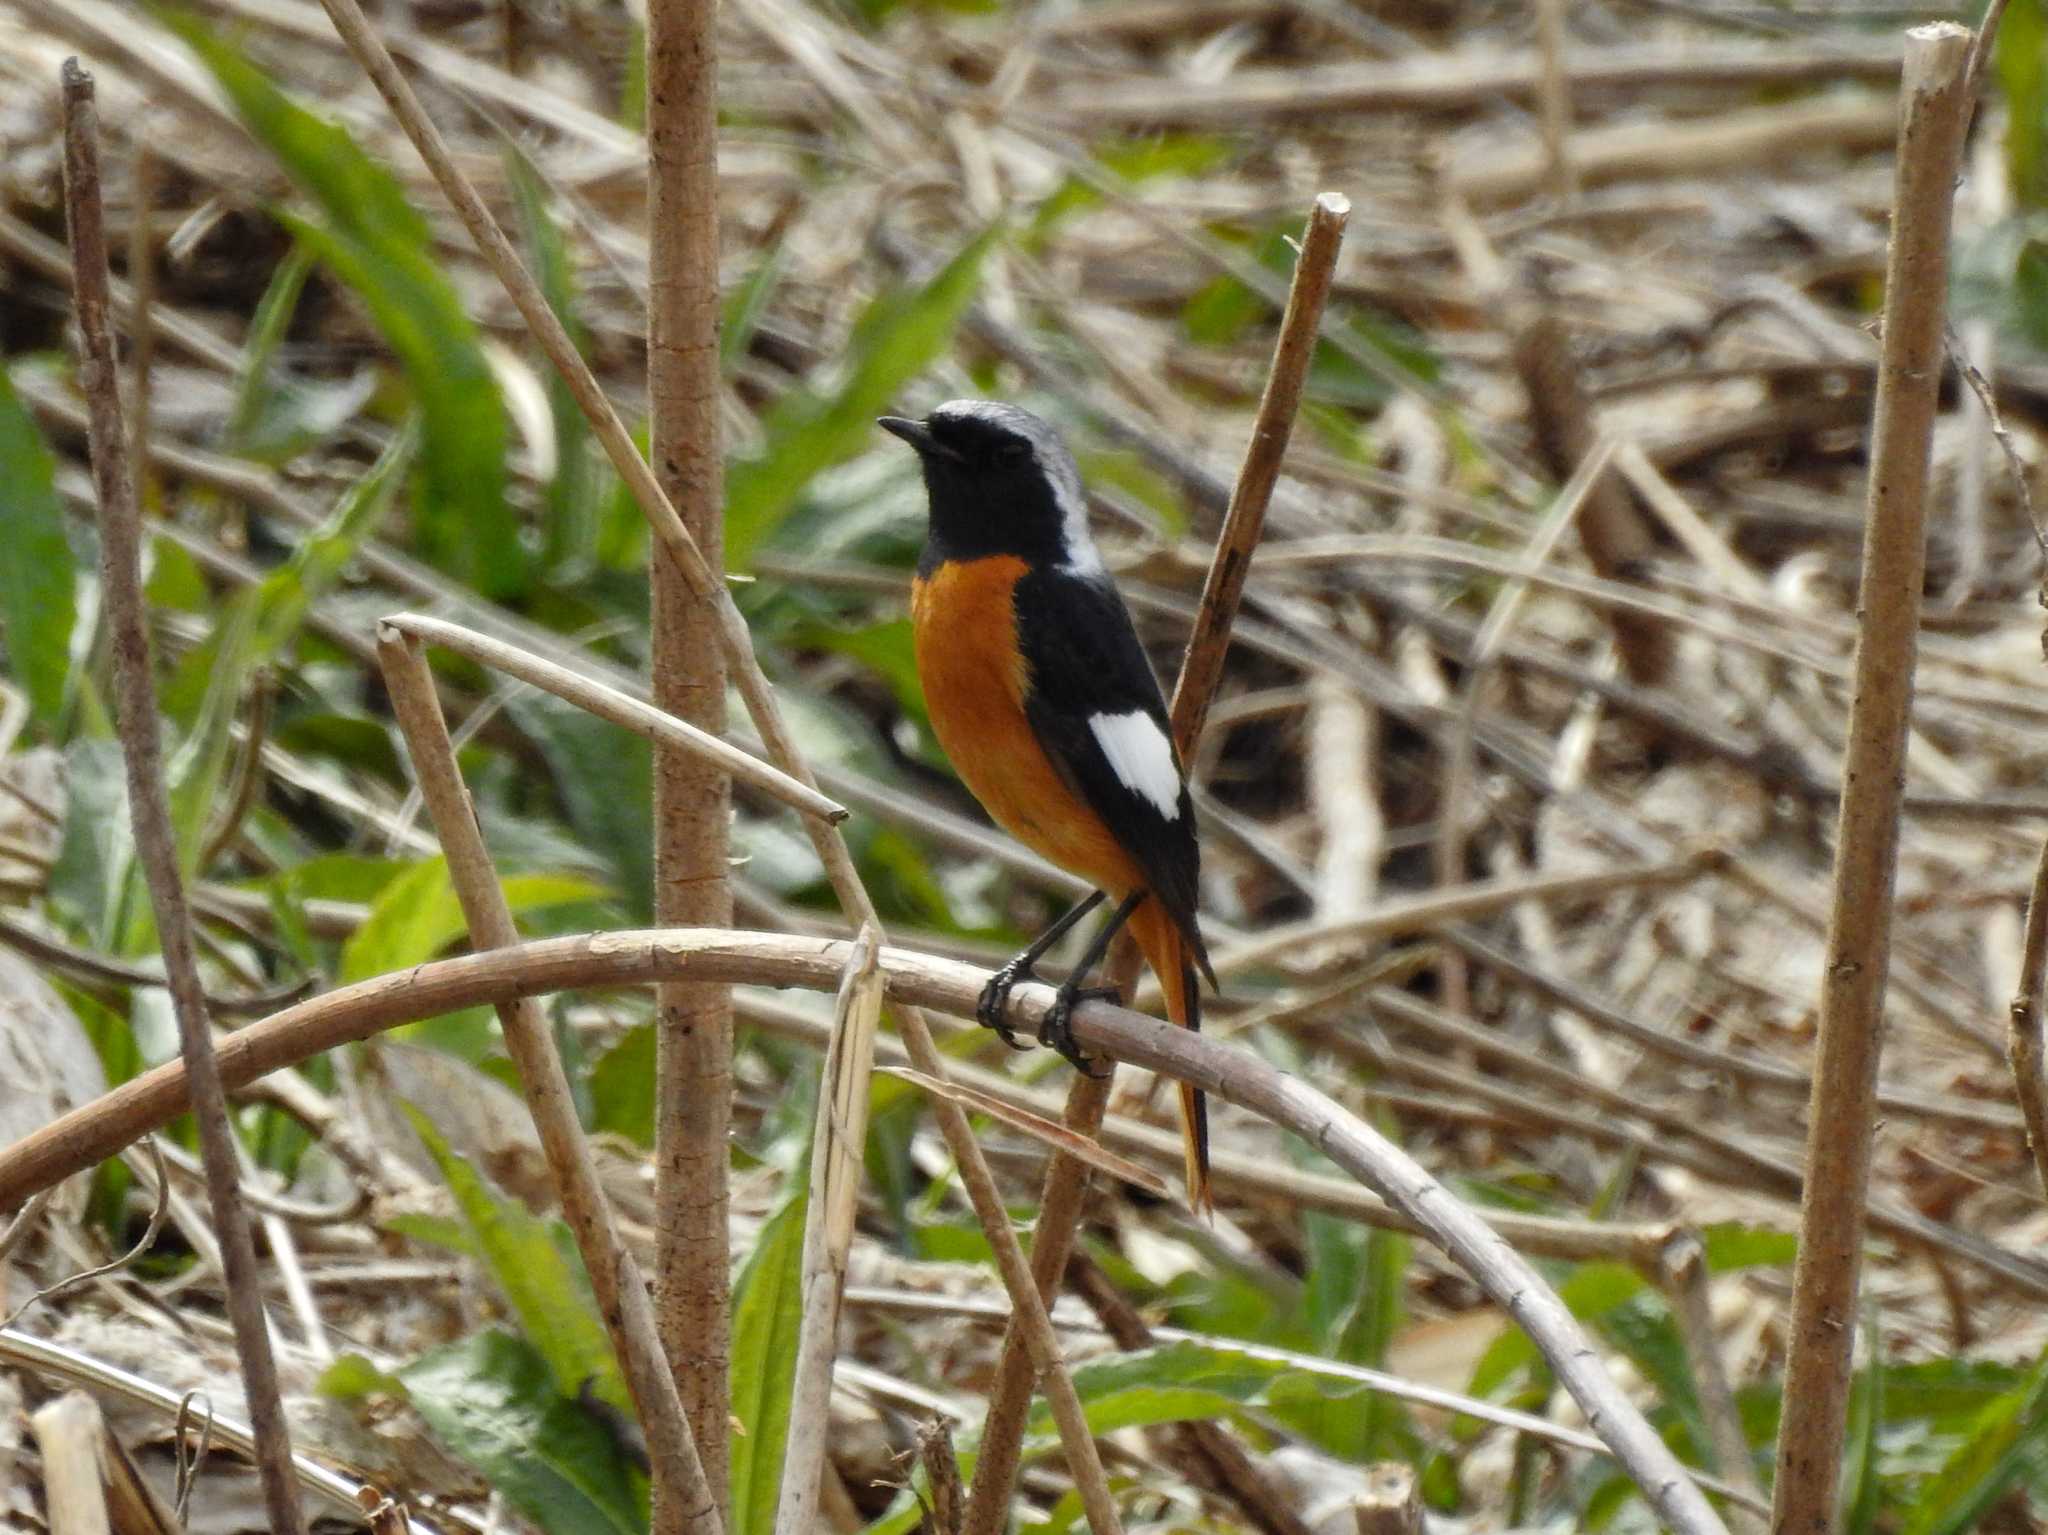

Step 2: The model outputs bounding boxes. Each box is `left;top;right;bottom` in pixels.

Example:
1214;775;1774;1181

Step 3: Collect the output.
1089;710;1182;820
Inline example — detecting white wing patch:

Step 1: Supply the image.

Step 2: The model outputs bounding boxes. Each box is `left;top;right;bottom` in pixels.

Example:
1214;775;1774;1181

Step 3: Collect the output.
1089;710;1182;820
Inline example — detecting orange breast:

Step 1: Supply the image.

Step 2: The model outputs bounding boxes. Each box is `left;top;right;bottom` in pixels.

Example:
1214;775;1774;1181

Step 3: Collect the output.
912;556;1144;898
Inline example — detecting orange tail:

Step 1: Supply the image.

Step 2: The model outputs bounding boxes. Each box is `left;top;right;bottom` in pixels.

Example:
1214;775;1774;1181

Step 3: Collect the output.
1129;898;1211;1214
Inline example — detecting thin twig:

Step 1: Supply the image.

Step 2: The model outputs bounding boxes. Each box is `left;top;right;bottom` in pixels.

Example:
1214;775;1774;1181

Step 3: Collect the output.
1;1138;168;1330
375;625;724;1535
58;59;307;1535
2009;836;2048;1205
1771;26;1974;1535
379;614;847;823
0;910;311;1016
1656;1232;1766;1531
960;191;1349;1535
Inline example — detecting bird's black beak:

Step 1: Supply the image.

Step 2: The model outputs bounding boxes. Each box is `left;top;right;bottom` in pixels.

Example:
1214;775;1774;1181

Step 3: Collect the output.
879;415;963;462
878;415;934;453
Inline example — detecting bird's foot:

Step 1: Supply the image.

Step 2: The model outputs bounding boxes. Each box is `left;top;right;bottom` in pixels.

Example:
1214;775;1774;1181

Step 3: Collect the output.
1040;984;1119;1078
977;957;1036;1050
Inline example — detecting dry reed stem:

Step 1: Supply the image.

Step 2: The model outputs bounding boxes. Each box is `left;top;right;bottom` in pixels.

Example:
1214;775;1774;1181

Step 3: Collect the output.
1534;0;1578;202
1659;1234;1767;1528
774;925;883;1535
379;614;847;824
2008;836;2048;1205
57;59;307;1535
0;927;1731;1532
1047;39;1904;126
1770;25;1973;1535
0;1327;432;1532
31;1393;111;1535
960;191;1348;1535
375;627;723;1535
645;0;734;1508
300;2;1121;1518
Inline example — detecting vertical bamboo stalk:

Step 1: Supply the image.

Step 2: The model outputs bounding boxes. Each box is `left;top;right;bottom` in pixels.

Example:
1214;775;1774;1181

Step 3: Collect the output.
646;1;732;1525
1770;24;1972;1535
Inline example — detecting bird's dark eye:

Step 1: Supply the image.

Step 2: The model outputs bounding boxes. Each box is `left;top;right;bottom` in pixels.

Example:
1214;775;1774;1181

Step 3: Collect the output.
996;439;1031;464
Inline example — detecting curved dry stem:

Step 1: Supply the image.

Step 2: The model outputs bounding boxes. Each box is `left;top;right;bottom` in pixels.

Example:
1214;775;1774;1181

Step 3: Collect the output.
0;927;1728;1532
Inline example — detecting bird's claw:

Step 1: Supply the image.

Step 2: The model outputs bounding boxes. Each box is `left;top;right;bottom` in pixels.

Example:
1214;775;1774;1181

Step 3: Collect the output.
977;960;1034;1050
1040;985;1119;1078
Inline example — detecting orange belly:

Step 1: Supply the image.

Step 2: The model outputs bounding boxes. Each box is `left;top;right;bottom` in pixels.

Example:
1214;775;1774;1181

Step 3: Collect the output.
911;556;1144;899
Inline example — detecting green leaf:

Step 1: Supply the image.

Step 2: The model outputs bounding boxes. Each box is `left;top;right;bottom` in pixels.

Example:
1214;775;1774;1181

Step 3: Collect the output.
49;740;133;950
1902;1345;2048;1535
401;1331;643;1535
2017;239;2048;353
340;857;608;983
0;367;76;728
1699;1222;1797;1271
505;147;601;577
1997;0;2048;209
724;226;997;567
318;1351;407;1399
729;1194;807;1535
165;424;413;873
405;1108;626;1413
505;690;653;920
1844;1311;1883;1535
170;19;522;598
589;1023;656;1147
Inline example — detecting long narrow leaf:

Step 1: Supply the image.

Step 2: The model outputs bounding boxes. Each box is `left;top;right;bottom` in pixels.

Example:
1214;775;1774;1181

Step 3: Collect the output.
0;367;76;728
723;226;997;567
168;19;522;598
730;1194;807;1535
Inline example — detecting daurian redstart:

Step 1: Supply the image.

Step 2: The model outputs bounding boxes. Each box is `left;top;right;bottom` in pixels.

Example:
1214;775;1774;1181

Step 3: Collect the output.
880;401;1216;1211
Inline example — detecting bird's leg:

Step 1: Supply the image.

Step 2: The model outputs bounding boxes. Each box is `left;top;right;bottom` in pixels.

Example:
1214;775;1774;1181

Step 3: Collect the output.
978;889;1106;1047
1039;890;1146;1077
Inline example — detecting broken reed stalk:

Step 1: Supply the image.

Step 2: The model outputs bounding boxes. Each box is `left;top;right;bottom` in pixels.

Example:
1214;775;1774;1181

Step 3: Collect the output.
959;190;1350;1535
56;59;307;1535
305;0;1123;1522
2008;837;2048;1205
774;927;883;1535
1770;24;1973;1535
0;927;1731;1533
645;0;735;1514
374;626;724;1535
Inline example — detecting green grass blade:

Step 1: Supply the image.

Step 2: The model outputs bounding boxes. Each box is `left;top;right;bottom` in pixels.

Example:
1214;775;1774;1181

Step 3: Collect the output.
723;225;997;568
168;17;523;598
405;1108;627;1414
0;367;77;729
729;1193;806;1535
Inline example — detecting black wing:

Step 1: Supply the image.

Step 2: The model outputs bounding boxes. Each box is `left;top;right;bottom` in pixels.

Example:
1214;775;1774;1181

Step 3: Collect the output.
1013;566;1206;963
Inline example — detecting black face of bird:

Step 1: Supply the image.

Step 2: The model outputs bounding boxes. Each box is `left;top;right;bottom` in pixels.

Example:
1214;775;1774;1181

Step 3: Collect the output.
880;401;1098;569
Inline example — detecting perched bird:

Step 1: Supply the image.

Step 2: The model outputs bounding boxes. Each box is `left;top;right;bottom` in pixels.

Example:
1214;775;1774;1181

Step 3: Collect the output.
880;400;1216;1210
